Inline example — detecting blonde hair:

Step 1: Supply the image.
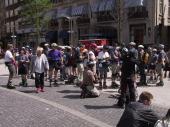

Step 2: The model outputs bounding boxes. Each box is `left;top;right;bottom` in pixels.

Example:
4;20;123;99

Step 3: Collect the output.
36;47;43;54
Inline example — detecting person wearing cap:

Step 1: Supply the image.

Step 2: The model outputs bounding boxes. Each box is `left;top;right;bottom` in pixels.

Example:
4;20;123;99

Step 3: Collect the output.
117;47;137;108
148;48;158;82
129;42;138;60
48;43;62;86
80;61;100;98
156;44;168;86
18;48;29;87
97;45;110;89
4;44;16;89
137;45;149;86
110;46;121;88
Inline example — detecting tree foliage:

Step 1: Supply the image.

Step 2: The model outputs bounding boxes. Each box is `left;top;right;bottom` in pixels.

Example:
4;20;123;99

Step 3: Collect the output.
21;0;53;44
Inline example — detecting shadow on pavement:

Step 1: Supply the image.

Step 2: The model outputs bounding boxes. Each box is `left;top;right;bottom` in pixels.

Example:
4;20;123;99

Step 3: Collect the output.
63;94;80;99
84;105;115;109
19;90;37;94
0;74;9;77
57;90;80;94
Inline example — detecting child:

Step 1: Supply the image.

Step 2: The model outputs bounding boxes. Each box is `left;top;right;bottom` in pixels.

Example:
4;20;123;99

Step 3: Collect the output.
34;47;49;93
18;48;29;87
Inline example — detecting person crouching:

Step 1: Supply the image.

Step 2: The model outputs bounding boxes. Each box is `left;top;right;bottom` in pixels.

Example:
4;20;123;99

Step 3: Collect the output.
33;47;49;93
80;62;100;98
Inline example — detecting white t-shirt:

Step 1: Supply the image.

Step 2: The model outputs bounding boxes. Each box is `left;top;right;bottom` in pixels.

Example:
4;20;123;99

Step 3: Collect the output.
4;50;13;62
98;51;110;60
88;51;96;63
155;120;170;127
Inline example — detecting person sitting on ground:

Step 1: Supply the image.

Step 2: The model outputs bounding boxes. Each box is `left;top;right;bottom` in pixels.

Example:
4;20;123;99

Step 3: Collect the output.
117;91;159;127
80;62;100;98
154;109;170;127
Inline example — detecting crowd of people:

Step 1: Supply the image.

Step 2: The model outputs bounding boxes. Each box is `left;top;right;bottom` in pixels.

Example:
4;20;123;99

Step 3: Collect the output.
3;42;170;127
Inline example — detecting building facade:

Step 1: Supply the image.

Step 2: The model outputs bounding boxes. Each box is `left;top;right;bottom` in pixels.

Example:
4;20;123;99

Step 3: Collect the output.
1;0;170;48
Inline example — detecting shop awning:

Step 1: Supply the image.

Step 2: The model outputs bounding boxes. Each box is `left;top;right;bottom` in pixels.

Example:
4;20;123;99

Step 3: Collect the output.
98;0;106;12
124;0;146;8
90;2;100;13
91;0;115;12
16;28;36;34
72;4;88;16
57;7;71;18
105;0;115;11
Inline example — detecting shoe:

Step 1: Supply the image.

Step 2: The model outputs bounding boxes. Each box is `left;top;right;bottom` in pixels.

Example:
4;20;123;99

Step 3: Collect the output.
36;88;40;93
40;88;45;92
19;82;23;86
103;82;107;89
7;84;15;89
98;82;103;90
111;82;119;89
49;79;52;87
156;81;164;86
23;82;28;87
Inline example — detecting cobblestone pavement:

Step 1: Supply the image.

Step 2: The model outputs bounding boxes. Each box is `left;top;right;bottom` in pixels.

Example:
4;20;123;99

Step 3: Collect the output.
0;88;99;127
0;76;169;127
0;61;169;127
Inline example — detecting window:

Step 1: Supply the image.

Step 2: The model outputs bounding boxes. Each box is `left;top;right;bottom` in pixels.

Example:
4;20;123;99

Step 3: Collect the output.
6;12;9;18
5;0;9;7
9;0;13;5
160;0;163;15
168;0;170;17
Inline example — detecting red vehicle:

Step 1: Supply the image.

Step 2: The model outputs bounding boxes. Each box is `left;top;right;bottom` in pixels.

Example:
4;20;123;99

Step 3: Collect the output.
79;39;109;49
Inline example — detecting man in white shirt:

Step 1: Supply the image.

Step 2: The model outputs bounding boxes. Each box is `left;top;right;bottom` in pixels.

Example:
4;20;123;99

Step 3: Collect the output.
97;45;110;89
4;44;16;89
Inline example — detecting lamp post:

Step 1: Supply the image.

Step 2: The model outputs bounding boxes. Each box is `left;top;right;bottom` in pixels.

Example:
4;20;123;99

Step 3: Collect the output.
11;34;17;48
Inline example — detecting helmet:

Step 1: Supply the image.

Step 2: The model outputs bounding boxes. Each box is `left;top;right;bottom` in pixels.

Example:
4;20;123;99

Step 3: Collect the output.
129;42;136;46
122;48;128;53
138;45;144;49
159;44;164;49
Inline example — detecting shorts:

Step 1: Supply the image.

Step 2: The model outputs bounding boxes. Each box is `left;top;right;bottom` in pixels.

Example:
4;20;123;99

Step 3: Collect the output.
156;63;164;75
5;62;15;77
149;64;156;70
49;61;61;70
164;63;170;71
111;63;120;75
18;65;28;75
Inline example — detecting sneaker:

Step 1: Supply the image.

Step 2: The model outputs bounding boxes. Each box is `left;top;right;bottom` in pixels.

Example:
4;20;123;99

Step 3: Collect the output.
36;88;40;93
7;84;15;89
156;81;164;86
103;82;107;89
111;82;119;89
40;89;45;92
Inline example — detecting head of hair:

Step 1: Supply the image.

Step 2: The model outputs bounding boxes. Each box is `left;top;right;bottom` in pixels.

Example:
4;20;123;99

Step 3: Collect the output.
7;44;13;49
139;91;153;102
36;47;44;54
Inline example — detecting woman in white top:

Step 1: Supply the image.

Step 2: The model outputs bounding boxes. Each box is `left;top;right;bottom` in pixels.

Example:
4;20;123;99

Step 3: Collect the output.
34;47;49;93
155;109;170;127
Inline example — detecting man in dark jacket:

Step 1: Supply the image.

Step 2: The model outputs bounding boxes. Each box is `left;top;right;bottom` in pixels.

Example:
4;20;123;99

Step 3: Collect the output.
117;91;159;127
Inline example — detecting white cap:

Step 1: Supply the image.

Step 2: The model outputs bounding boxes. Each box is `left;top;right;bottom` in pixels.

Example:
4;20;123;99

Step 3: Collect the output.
159;44;164;49
138;45;144;48
153;48;157;52
129;42;136;46
44;43;49;46
51;43;57;47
